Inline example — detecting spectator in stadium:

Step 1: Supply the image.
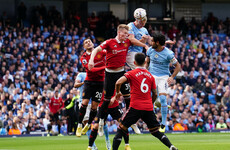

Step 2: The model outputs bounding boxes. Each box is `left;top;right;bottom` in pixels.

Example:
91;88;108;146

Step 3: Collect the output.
48;90;64;136
196;119;207;133
216;117;228;130
0;120;7;135
205;117;215;131
8;122;21;135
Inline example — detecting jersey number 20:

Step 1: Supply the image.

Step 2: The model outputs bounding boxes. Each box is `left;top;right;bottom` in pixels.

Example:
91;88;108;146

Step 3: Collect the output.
141;78;149;93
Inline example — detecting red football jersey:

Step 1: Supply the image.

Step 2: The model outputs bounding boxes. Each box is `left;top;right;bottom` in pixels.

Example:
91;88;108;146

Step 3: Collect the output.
99;91;119;108
49;96;64;114
81;50;106;81
124;68;156;111
100;38;131;69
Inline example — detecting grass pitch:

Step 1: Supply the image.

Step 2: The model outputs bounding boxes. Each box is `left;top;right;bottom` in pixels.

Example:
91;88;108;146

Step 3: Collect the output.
0;133;230;150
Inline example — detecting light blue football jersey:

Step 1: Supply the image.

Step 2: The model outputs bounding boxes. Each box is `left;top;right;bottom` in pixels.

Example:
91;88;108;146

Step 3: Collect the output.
127;22;149;53
76;72;86;102
146;47;175;76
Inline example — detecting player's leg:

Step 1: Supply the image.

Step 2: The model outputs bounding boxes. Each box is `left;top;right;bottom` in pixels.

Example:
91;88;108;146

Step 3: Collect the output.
121;82;141;135
55;113;63;136
77;81;92;136
89;82;103;124
111;106;130;149
76;99;89;137
158;76;169;132
87;110;103;150
82;101;99;135
83;82;103;134
126;52;137;70
99;71;117;135
142;111;178;150
113;107;140;150
87;124;99;150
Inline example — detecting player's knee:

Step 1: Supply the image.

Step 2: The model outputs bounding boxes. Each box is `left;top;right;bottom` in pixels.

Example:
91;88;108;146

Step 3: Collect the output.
94;124;99;129
91;105;98;110
159;95;167;106
82;99;89;105
81;104;87;108
119;123;128;131
149;126;160;135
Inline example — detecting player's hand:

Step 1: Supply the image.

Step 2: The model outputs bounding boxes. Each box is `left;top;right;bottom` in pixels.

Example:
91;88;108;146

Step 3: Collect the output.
144;45;149;50
115;92;122;100
142;34;149;40
110;96;116;106
165;40;176;45
88;61;94;70
167;76;174;85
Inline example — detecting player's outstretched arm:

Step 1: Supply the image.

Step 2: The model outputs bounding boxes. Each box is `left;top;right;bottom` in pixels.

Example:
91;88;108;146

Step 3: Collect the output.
88;46;103;70
115;76;127;100
165;40;176;45
128;35;149;50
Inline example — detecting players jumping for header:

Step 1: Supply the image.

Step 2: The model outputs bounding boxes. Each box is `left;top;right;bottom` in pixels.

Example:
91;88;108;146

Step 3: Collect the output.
88;24;149;135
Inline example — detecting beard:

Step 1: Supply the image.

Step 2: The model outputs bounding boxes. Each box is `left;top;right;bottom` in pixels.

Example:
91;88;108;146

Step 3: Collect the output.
152;44;157;49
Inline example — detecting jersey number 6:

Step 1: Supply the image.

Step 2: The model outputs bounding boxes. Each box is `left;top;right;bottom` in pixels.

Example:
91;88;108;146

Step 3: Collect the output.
141;78;149;93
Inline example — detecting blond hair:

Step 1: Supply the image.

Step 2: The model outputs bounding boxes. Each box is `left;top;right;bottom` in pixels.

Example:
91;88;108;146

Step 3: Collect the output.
117;24;129;31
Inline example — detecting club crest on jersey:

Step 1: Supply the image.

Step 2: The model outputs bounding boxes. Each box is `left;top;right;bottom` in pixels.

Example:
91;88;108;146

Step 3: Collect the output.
114;45;117;48
82;59;87;65
154;54;158;58
124;43;128;47
97;54;102;59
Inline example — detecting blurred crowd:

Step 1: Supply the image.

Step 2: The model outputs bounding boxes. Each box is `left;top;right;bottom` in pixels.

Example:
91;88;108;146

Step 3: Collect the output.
0;4;230;135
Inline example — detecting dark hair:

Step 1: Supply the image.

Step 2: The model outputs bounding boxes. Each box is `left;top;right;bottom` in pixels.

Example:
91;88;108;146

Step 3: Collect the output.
152;33;165;46
135;53;146;66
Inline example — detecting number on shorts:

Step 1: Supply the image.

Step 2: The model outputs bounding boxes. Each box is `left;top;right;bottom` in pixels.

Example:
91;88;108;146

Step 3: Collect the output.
140;78;149;93
125;83;130;91
118;108;123;115
95;92;102;99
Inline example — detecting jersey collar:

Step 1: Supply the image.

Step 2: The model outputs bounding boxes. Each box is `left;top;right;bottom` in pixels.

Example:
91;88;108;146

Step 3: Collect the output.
136;66;146;70
115;36;125;43
86;51;91;55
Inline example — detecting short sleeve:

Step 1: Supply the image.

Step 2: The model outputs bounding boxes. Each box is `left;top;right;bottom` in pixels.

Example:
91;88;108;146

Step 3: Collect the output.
100;40;110;50
144;28;149;35
124;72;130;82
167;51;177;65
146;47;152;57
128;23;134;35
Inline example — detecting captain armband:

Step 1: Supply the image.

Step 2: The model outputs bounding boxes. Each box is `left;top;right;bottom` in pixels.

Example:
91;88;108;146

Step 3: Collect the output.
170;57;178;65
